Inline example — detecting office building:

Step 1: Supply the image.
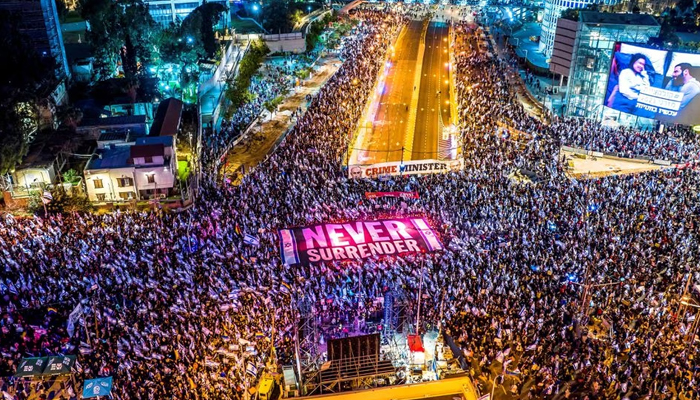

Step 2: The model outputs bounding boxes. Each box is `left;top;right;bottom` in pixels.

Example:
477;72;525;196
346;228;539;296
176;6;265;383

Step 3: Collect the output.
0;0;70;80
551;12;660;122
540;0;621;60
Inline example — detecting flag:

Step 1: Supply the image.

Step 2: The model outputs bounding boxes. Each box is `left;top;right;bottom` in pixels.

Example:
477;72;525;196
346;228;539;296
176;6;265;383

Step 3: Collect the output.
507;368;521;376
41;191;53;204
478;395;490;400
67;304;82;338
495;351;504;363
235;224;242;235
407;334;424;352
246;362;258;377
255;332;265;339
82;377;113;399
280;281;291;293
243;234;260;246
47;307;58;315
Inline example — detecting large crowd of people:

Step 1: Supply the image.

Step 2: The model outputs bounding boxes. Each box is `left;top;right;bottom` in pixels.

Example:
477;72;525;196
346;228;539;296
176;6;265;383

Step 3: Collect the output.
1;4;699;400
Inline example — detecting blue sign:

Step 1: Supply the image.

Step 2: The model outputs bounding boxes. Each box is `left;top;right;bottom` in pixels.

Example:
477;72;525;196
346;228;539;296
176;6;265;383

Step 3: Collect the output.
82;377;113;398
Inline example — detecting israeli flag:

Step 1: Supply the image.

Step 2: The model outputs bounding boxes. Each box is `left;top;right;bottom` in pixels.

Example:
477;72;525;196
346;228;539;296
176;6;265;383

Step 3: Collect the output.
82;376;113;398
246;362;258;377
243;234;260;246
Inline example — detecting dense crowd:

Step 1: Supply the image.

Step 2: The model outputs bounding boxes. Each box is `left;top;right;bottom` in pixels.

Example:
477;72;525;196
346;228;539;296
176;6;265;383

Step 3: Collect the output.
1;5;699;400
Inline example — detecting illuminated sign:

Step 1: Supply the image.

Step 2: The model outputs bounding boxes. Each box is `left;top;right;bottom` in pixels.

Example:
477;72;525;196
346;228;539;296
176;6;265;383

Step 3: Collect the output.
279;218;443;265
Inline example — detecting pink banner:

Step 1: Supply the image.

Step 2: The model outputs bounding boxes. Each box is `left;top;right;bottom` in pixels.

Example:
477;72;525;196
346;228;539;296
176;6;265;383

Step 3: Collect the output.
278;218;443;265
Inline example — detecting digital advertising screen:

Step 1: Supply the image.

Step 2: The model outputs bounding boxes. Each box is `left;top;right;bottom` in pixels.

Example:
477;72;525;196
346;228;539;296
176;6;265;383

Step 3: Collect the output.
604;43;700;126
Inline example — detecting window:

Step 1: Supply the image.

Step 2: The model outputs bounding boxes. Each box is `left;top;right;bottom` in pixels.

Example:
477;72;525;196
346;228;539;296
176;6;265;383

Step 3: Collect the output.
93;179;104;189
145;156;153;163
147;174;155;184
119;192;133;200
96;193;106;202
117;178;133;187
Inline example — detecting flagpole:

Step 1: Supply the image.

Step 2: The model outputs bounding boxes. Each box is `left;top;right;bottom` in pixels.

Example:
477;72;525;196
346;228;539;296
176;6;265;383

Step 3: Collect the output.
415;260;424;335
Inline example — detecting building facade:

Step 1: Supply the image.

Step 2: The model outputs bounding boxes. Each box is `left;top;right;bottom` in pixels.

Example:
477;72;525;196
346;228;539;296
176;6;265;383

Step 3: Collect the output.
0;0;70;80
84;136;178;203
563;12;660;123
145;0;202;25
539;0;621;60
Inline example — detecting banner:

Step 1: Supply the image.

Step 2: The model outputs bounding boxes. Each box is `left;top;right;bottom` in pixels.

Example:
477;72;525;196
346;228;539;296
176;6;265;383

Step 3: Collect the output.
42;355;76;376
348;159;463;179
14;357;48;378
82;377;113;398
365;191;419;199
278;218;443;265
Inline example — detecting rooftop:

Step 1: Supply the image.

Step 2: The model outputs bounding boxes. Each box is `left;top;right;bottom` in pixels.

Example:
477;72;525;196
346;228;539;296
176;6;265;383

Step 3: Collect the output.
85;145;132;171
130;143;165;159
86;136;174;171
579;11;659;27
136;136;173;147
149;97;183;137
80;115;147;127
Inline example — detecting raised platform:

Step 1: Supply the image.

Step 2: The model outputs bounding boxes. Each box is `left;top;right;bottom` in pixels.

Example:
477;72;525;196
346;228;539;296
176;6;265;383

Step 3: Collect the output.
303;376;480;400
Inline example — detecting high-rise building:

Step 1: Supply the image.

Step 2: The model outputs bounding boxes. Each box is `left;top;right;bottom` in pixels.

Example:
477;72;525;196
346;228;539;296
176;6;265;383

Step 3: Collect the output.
555;12;660;123
0;0;70;80
540;0;621;60
144;0;203;25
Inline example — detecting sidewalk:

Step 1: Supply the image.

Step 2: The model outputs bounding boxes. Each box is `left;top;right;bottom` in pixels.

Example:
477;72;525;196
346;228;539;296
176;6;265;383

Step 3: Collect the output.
221;56;341;181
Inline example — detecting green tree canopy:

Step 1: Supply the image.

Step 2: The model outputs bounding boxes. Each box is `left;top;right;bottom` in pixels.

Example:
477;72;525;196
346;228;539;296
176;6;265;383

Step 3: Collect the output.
80;0;158;79
0;10;53;174
263;0;294;34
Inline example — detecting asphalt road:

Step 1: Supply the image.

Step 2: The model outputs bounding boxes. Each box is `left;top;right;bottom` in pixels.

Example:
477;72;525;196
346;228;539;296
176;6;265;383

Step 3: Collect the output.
412;21;452;161
352;20;453;165
360;20;424;164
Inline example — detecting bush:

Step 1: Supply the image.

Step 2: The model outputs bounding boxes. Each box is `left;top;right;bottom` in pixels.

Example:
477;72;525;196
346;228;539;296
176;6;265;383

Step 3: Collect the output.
29;185;93;215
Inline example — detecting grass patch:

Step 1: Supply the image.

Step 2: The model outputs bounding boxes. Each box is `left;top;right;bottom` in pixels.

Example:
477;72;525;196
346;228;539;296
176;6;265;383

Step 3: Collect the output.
178;160;191;181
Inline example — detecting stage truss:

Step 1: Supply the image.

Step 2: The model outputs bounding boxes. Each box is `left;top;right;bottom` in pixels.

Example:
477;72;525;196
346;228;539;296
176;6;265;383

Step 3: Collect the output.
294;287;417;396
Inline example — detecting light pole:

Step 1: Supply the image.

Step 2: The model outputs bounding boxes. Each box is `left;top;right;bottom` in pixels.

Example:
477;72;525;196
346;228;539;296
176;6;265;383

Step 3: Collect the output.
680;297;700;344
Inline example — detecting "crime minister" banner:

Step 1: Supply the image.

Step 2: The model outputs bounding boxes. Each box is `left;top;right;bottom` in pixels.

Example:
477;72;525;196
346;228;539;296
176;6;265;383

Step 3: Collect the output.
278;218;443;265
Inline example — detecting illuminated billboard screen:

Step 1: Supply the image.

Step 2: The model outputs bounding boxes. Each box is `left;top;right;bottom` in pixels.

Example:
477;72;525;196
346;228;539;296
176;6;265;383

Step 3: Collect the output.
604;43;700;126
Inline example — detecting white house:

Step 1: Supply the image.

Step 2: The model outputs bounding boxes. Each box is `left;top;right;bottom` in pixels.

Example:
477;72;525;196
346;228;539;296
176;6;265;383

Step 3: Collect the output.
84;136;177;203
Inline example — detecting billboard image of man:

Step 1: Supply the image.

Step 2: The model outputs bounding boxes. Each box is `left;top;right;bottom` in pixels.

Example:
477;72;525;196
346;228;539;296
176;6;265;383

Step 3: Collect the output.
665;63;700;111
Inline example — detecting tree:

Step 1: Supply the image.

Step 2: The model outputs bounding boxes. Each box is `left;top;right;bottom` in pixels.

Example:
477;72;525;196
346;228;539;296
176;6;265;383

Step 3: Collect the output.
0;10;53;174
80;0;157;79
263;0;294;34
62;169;81;185
198;1;227;58
0;110;29;175
224;39;269;114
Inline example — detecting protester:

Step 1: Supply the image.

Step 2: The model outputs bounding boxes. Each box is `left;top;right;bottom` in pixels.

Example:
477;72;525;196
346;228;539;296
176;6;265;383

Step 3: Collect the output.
0;5;699;400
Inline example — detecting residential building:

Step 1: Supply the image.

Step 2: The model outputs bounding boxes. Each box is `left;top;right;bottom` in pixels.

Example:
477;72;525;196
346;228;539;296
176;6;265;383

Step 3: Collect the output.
554;12;660;123
0;0;70;80
539;0;621;60
77;115;149;140
84;136;178;203
150;98;184;137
